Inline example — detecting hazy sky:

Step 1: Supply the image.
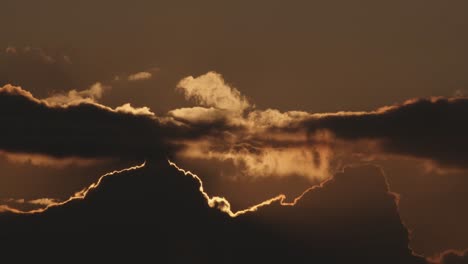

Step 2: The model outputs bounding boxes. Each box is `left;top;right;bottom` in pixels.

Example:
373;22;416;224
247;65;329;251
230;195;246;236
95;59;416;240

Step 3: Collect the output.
2;0;468;113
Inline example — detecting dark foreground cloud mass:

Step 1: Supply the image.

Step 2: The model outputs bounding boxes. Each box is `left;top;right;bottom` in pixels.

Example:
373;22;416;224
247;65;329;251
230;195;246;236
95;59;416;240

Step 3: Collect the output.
0;161;429;264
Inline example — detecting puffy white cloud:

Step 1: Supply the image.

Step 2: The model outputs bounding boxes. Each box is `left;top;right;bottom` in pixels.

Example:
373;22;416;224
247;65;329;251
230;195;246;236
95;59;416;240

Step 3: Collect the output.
177;72;250;114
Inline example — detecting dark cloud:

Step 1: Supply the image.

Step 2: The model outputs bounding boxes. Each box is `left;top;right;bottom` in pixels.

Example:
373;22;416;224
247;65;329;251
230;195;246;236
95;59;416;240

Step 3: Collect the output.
0;161;428;264
0;85;187;160
303;97;468;169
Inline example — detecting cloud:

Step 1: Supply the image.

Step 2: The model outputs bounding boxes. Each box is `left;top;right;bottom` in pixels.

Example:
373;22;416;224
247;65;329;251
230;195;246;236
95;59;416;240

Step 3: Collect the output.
63;55;72;64
0;204;19;213
2;46;69;65
2;198;25;204
23;46;55;64
300;97;468;169
0;160;428;264
170;72;330;180
430;249;468;264
114;103;155;116
0;150;102;167
169;72;468;180
2;71;468;184
0;162;145;214
1;70;466;263
41;82;155;115
0;73;370;183
177;141;331;180
114;67;159;82
169;106;226;123
128;71;152;81
0;84;184;160
5;46;17;54
44;82;107;106
27;198;58;206
177;71;251;114
0;46;76;100
2;197;58;206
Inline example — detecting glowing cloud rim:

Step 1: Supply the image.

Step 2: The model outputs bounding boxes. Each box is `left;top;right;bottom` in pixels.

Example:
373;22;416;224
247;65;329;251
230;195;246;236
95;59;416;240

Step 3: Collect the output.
0;162;146;214
168;160;319;217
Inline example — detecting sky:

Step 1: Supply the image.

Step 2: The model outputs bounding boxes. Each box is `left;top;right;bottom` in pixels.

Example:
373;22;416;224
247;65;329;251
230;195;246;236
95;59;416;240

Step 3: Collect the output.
1;1;468;262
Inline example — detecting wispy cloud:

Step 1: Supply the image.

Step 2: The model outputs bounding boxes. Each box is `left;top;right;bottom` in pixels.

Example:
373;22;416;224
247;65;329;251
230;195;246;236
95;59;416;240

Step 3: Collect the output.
3;46;71;64
128;71;152;81
114;67;159;82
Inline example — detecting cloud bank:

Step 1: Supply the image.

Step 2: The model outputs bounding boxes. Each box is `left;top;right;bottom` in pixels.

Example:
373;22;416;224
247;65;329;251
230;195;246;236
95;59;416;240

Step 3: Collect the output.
300;97;468;169
2;71;468;184
0;84;180;160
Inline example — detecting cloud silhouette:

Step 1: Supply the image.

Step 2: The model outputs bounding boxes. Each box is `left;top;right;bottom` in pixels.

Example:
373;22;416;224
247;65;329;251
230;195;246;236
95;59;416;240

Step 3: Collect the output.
0;85;181;160
0;160;429;264
301;97;468;169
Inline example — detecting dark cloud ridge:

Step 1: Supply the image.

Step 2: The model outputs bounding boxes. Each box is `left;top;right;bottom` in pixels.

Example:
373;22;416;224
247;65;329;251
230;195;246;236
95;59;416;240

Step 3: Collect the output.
304;97;468;169
0;85;178;159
